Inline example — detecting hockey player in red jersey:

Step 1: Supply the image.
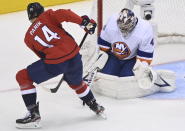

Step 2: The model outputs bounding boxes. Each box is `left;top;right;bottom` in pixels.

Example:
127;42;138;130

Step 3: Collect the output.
15;2;105;128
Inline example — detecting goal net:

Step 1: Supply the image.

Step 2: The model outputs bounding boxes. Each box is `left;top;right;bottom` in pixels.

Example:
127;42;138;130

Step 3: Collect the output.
90;0;185;44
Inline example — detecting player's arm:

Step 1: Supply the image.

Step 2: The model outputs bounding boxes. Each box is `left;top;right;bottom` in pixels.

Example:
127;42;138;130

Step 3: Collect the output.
98;25;112;52
54;9;96;34
137;25;155;65
98;37;111;52
54;9;82;24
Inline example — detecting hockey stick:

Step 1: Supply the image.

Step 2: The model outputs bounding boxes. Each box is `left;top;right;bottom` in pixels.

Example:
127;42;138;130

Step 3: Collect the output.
41;66;98;93
83;67;98;88
48;32;89;93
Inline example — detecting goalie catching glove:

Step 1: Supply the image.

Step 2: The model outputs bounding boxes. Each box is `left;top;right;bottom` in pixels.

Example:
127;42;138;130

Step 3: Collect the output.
133;59;176;92
80;15;97;34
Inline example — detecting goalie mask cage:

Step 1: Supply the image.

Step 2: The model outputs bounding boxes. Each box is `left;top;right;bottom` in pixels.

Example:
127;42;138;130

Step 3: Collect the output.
91;0;185;44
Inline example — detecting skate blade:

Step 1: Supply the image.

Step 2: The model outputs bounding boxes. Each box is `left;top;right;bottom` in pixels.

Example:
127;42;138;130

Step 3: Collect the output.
16;121;41;129
97;112;107;120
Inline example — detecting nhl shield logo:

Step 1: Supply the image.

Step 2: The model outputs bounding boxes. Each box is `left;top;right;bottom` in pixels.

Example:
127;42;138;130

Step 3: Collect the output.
112;41;131;59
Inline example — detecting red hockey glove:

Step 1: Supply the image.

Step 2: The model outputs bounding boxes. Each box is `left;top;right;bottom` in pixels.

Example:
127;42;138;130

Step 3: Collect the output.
80;15;97;34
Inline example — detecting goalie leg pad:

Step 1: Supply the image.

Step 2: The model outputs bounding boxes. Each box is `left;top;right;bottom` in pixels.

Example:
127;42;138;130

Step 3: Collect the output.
92;72;159;99
154;70;176;92
133;60;176;93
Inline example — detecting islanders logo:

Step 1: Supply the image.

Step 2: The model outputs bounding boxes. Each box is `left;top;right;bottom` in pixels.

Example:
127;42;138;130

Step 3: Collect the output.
112;42;131;59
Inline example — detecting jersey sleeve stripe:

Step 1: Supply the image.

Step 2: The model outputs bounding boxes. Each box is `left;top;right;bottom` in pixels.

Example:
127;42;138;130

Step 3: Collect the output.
137;50;153;58
137;58;152;65
137;56;153;60
99;47;111;52
98;36;112;48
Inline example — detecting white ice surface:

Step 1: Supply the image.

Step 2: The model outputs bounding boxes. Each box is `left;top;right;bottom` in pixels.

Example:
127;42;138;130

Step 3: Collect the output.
0;1;185;131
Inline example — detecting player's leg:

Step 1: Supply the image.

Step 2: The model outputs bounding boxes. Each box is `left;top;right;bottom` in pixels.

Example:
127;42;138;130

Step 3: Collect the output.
119;57;136;77
63;53;105;115
15;60;60;128
16;68;41;128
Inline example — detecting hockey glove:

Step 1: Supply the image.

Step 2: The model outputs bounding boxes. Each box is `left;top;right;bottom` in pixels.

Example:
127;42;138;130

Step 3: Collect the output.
80;15;97;34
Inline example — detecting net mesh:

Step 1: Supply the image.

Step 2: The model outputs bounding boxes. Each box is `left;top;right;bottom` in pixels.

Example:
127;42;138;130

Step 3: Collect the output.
90;0;185;44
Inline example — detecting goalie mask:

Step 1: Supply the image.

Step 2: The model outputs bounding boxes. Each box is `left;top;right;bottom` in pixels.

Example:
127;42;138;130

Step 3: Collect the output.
117;8;137;36
27;2;44;20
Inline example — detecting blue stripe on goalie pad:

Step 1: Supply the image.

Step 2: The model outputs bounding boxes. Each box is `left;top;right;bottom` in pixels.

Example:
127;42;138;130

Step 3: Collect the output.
145;61;185;99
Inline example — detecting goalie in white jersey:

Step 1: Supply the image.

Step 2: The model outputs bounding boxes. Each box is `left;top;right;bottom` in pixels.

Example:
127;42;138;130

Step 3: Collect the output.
98;8;154;76
88;8;176;99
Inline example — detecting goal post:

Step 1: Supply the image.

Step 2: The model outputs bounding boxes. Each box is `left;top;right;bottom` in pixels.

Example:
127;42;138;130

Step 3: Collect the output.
97;0;103;36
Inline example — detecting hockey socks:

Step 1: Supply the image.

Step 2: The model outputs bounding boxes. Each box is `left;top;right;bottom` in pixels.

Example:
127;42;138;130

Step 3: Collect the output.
22;93;37;107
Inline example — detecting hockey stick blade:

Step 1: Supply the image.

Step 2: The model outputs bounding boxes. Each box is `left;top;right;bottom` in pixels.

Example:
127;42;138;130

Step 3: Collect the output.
50;77;64;93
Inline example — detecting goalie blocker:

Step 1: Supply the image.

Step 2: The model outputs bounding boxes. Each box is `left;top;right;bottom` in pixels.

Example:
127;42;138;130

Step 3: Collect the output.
92;60;176;99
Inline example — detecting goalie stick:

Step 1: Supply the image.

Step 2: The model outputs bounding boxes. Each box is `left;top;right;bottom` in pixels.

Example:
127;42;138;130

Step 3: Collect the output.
48;32;89;93
83;67;98;88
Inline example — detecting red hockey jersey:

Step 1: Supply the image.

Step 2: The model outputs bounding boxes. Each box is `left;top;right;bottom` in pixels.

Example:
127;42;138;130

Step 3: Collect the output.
24;9;83;64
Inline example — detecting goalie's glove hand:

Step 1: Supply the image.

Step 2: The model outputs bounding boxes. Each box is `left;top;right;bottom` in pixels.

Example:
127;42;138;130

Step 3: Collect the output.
80;15;97;34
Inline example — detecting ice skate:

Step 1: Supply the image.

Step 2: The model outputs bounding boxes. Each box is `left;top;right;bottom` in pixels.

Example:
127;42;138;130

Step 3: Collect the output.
86;99;107;119
16;103;41;129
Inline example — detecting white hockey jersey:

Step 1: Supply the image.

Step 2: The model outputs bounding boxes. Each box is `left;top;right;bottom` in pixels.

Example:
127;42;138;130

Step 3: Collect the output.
98;14;155;64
